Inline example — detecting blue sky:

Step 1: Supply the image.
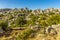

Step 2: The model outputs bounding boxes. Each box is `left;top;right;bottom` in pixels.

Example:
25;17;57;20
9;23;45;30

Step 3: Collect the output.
0;0;60;9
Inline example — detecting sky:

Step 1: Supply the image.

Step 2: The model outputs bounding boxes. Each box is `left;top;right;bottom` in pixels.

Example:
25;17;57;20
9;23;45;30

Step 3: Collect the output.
0;0;60;9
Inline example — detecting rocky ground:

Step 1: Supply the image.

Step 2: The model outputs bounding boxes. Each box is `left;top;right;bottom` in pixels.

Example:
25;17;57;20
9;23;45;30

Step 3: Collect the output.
0;8;60;40
0;24;60;40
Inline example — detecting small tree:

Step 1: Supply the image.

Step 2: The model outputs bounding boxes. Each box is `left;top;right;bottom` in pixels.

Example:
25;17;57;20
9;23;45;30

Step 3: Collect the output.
0;20;8;31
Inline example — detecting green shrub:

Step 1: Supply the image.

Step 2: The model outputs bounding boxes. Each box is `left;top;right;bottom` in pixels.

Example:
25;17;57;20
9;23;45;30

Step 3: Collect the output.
15;16;27;27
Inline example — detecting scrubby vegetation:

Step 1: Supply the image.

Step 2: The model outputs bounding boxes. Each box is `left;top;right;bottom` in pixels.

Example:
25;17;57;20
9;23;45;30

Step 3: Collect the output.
0;8;60;40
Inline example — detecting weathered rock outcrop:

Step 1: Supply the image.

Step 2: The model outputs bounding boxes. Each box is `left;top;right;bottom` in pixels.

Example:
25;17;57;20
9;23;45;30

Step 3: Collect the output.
46;26;57;35
46;24;60;35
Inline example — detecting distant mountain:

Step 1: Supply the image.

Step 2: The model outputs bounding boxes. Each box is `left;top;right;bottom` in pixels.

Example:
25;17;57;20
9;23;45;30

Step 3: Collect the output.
0;8;12;12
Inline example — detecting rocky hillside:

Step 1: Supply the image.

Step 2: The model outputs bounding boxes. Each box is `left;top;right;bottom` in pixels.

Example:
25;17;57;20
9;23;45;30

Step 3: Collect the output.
0;8;60;40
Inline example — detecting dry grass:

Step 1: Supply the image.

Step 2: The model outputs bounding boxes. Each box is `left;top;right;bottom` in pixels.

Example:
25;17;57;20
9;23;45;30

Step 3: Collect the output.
0;30;23;40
